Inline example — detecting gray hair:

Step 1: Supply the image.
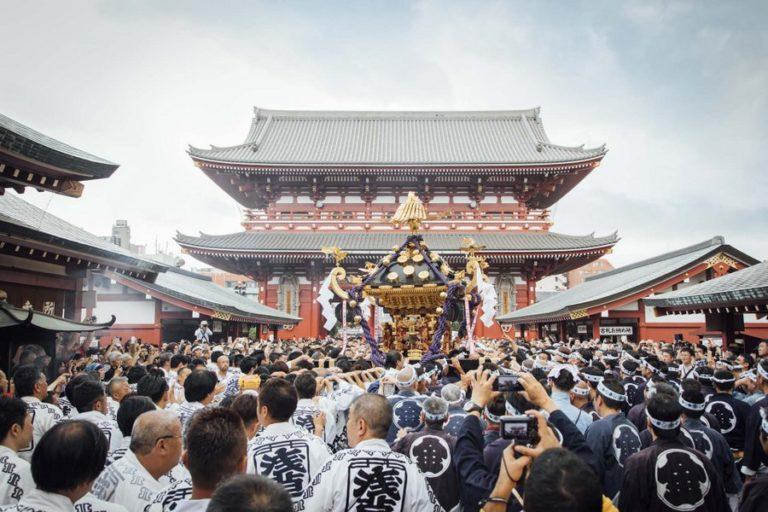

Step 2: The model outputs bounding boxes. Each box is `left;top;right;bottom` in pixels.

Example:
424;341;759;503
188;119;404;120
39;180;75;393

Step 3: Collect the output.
440;384;463;404
106;377;128;398
130;410;180;456
422;397;449;422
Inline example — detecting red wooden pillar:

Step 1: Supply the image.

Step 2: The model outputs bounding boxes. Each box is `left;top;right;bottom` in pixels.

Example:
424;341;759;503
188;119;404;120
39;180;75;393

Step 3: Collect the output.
592;316;601;340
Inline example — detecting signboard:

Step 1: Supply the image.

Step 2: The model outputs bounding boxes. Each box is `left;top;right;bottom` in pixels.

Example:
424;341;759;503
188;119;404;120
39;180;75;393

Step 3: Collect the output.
577;325;588;334
599;326;633;336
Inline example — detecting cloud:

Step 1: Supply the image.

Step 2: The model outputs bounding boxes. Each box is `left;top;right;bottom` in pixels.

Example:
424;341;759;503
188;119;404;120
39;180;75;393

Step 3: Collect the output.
1;0;766;271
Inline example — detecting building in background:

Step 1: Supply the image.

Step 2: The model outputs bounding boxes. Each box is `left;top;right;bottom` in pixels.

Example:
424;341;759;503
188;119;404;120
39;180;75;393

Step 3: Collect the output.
177;107;618;339
100;219;146;254
566;258;614;288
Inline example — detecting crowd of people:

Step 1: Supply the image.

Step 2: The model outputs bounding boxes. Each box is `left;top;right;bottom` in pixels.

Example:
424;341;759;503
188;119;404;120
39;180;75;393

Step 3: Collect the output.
0;328;767;512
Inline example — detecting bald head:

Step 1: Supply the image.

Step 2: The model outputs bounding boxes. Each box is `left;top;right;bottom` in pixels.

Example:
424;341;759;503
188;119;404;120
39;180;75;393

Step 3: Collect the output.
349;394;392;439
395;366;417;390
130;410;181;455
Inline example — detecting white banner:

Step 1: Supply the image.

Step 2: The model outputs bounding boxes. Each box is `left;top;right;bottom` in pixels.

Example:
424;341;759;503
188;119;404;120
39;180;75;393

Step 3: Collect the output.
599;326;633;336
577;325;588;334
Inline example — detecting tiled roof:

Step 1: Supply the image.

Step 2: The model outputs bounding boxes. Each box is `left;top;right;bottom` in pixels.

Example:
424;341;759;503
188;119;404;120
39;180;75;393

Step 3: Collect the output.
645;261;768;311
0;112;118;177
0;193;163;273
497;237;758;324
175;230;619;254
188;108;606;166
116;267;300;324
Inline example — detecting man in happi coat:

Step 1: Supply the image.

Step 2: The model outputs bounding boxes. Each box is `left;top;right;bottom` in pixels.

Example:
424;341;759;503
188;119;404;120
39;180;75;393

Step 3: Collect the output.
584;378;642;500
618;394;728;512
91;411;182;512
385;366;427;443
12;365;63;463
246;378;332;503
738;406;768;512
295;393;443;512
392;397;459;512
704;370;751;452
0;398;34;505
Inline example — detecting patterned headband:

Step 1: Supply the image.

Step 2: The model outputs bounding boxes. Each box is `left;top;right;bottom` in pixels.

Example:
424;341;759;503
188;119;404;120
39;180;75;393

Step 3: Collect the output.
623;353;641;365
757;363;768;380
570;352;589;364
693;370;713;382
763;418;768;436
678;396;706;411
571;386;590;397
597;381;626;403
581;372;604;384
423;408;449;422
712;375;735;384
647;409;681;430
396;368;418;388
505;401;520;415
485;408;501;424
548;364;581;382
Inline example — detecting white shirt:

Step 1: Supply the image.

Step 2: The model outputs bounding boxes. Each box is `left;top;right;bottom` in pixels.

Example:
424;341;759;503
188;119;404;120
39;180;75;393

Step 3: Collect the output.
106;397;120;422
18;397;63;463
91;450;162;512
295;438;444;512
0;446;34;505
72;411;124;455
247;422;333;502
75;493;129;512
321;380;364;451
1;489;75;512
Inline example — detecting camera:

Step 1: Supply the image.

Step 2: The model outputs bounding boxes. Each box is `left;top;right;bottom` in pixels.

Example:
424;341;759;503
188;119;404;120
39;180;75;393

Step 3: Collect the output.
500;415;539;444
458;358;480;372
493;374;523;392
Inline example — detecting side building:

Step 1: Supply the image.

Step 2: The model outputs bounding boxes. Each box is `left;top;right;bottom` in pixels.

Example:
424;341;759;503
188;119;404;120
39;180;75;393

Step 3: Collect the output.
497;237;767;343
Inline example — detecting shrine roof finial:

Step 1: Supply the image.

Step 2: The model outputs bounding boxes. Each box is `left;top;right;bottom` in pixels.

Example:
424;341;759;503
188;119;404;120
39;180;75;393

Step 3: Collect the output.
391;192;427;232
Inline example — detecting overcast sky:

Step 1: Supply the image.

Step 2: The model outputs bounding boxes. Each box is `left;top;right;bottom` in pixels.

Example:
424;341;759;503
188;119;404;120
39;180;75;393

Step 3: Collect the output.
2;0;766;268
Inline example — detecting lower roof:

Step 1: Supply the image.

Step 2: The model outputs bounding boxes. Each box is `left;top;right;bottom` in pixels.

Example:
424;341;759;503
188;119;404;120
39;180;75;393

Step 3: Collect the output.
0;301;115;332
497;236;758;324
645;260;768;313
175;230;619;254
109;267;300;325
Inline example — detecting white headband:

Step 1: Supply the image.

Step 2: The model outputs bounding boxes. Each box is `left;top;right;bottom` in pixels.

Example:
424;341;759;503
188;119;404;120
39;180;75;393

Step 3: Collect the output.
647;409;681;430
396;368;418;388
548;364;581;382
423;408;449;422
646;380;658;397
623;353;641;365
679;396;706;411
571;386;590;397
570;352;589;364
712;375;735;384
597;381;627;403
505;401;519;415
762;418;768;436
757;363;768;380
582;372;603;384
694;370;713;381
643;360;662;374
485;408;501;424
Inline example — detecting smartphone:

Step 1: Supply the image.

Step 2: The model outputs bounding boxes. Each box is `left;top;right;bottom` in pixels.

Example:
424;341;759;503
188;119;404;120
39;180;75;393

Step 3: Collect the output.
500;415;539;444
313;360;320;368
494;374;524;392
459;359;480;372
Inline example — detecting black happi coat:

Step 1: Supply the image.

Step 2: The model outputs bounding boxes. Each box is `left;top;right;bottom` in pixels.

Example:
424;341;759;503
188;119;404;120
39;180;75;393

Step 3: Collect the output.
741;395;768;476
392;426;459;512
585;411;642;499
681;418;741;494
738;475;768;512
704;393;751;451
619;437;729;512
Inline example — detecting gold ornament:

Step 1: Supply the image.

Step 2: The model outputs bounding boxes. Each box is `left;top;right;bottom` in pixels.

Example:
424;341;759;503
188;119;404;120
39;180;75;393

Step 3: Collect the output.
439;291;448;299
436;307;444;314
403;265;415;276
348;300;357;308
397;254;409;264
417;270;430;280
387;272;399;282
412;253;424;263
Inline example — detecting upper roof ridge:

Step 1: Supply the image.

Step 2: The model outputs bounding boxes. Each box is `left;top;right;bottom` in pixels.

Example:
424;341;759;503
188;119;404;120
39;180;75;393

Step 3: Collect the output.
249;106;542;120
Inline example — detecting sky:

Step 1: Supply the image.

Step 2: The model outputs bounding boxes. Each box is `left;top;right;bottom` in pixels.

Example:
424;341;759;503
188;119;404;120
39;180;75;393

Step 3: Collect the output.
1;0;767;268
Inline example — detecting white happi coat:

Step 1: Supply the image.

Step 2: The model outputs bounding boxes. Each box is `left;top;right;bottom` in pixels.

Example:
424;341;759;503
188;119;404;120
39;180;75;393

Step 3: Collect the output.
91;450;162;512
75;493;129;512
322;381;363;452
0;489;75;512
246;422;332;502
0;446;34;505
176;402;205;434
145;477;196;512
72;410;124;455
17;397;63;462
295;438;444;512
291;397;338;446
